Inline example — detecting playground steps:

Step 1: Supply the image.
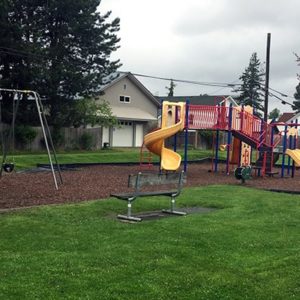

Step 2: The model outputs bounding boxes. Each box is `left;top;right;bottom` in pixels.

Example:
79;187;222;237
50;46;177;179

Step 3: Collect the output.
255;151;280;172
265;171;279;177
232;130;272;150
232;131;257;148
232;129;279;174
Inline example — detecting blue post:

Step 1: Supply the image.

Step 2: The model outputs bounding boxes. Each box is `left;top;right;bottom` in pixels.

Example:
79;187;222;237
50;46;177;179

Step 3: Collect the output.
215;130;220;172
173;106;178;152
159;99;164;173
238;105;245;167
226;104;233;175
214;104;221;172
270;123;275;174
292;120;297;178
281;125;288;178
287;122;293;175
183;99;190;172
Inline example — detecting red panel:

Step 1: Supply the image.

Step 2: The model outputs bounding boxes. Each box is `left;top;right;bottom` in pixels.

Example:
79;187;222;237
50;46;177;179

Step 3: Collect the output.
187;105;273;148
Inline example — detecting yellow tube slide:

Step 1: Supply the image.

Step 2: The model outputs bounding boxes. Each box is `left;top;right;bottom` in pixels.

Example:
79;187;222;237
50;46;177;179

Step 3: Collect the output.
285;149;300;167
144;102;185;171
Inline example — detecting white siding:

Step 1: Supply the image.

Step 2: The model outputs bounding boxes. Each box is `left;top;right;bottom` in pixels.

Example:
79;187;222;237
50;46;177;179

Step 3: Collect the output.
100;77;157;118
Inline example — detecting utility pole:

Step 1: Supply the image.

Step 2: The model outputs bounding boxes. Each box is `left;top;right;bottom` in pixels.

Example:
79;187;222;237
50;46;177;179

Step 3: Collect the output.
264;33;271;122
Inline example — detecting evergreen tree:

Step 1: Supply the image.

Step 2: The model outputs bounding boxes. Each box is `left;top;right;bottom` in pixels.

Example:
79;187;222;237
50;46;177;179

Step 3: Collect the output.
165;79;176;96
0;0;120;127
234;53;265;116
293;83;300;112
292;54;300;112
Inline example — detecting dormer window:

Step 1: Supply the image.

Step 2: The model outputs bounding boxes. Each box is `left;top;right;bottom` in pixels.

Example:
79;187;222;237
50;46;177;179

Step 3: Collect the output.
120;95;130;103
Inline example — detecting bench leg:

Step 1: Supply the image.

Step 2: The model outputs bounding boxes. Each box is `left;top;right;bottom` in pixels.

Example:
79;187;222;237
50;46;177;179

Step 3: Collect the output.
162;197;186;216
117;201;142;222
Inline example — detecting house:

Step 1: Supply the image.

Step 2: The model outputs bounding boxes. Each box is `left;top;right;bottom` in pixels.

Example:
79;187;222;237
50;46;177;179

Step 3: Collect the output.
277;111;300;137
98;75;238;148
278;112;297;123
98;72;160;147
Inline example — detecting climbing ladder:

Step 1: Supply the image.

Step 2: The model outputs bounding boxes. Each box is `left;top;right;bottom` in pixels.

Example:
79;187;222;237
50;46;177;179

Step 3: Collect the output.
139;141;154;169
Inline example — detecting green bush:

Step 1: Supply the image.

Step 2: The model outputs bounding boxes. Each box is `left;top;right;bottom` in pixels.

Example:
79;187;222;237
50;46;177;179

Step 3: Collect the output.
15;125;37;149
78;132;94;150
51;127;65;148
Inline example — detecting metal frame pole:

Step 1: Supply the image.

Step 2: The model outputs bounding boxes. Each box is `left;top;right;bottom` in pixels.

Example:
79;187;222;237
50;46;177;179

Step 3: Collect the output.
33;92;59;190
36;93;63;184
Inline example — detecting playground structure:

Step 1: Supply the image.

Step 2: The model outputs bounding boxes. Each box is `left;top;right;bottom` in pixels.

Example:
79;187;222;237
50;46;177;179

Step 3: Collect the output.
142;98;300;178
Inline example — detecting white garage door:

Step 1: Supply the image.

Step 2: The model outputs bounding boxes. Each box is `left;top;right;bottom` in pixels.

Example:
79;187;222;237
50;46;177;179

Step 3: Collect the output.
135;124;144;147
112;121;133;147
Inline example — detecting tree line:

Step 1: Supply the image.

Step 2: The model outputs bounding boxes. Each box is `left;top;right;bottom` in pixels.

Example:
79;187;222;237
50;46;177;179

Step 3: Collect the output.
0;0;120;130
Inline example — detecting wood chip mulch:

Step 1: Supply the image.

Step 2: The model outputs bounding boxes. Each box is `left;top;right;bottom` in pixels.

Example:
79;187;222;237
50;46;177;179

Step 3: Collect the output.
1;163;300;210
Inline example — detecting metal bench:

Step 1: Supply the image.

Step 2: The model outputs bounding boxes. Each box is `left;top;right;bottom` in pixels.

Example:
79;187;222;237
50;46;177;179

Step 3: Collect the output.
110;171;186;222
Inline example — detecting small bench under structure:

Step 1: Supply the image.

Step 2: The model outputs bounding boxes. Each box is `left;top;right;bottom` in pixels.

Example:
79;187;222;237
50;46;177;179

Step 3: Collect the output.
110;171;187;222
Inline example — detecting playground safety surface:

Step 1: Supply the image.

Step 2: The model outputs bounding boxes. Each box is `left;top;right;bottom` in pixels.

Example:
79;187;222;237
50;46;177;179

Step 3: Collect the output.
1;163;300;210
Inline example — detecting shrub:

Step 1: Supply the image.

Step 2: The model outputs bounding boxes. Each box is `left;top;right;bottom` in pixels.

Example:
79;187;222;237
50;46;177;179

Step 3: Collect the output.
78;132;94;150
15;125;37;149
51;127;65;148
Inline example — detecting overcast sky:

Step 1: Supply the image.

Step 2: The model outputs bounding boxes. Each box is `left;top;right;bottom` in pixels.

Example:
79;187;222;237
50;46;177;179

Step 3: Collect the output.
100;0;299;113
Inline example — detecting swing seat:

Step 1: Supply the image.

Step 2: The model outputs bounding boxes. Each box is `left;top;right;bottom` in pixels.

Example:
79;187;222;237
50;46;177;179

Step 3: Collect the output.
3;162;14;173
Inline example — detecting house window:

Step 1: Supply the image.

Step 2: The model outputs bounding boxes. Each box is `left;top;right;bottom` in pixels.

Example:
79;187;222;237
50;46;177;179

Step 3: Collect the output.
120;95;130;103
118;121;132;126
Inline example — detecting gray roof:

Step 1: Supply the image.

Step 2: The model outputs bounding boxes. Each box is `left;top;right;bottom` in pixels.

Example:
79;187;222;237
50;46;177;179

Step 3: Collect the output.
156;95;237;106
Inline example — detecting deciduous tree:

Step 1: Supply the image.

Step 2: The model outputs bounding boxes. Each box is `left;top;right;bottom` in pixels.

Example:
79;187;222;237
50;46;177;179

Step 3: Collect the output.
268;108;281;120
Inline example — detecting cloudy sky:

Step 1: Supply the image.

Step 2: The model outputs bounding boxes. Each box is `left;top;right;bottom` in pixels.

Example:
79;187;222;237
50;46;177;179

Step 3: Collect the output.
100;0;299;113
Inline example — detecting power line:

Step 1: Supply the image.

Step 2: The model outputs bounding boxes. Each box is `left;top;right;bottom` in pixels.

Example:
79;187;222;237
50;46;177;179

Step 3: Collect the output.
124;71;242;88
268;91;295;108
0;46;298;102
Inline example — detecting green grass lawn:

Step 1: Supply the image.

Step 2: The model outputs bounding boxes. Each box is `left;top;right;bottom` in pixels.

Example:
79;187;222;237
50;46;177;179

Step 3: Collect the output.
0;185;299;299
1;148;217;170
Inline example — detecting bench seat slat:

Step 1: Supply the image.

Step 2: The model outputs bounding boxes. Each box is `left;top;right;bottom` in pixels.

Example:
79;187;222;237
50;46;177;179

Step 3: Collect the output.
111;190;178;200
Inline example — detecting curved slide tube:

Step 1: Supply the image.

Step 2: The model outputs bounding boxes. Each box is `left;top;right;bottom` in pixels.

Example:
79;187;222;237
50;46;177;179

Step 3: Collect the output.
285;149;300;167
144;102;185;171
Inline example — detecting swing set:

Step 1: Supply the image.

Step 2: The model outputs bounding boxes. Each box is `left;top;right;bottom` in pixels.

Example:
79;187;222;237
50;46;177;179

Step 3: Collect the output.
0;88;62;190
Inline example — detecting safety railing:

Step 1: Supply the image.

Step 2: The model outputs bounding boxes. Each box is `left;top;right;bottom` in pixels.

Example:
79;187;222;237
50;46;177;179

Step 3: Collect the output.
188;105;228;130
188;105;273;148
